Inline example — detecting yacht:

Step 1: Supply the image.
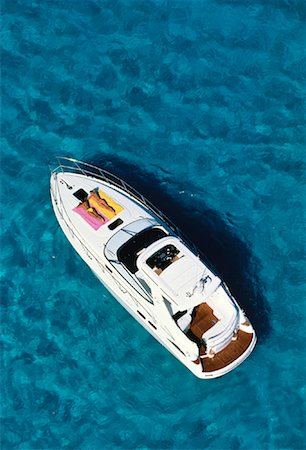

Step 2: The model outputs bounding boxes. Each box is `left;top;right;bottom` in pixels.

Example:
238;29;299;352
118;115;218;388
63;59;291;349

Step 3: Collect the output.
50;157;256;378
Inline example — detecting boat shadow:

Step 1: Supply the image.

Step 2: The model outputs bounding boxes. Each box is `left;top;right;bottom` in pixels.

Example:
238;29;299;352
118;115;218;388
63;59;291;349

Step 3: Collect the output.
92;153;271;342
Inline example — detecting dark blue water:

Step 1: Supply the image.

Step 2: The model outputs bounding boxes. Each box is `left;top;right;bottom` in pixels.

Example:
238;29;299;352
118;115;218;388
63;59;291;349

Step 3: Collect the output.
1;0;305;448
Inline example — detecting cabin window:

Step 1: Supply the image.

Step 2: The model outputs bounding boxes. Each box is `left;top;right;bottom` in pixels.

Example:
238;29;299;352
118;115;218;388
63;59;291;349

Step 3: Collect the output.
169;340;186;356
164;298;174;315
135;272;154;304
148;321;157;330
137;277;152;295
137;310;146;319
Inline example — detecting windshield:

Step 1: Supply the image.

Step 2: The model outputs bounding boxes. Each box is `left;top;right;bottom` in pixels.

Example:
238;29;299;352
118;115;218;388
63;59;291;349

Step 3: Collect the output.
117;227;167;273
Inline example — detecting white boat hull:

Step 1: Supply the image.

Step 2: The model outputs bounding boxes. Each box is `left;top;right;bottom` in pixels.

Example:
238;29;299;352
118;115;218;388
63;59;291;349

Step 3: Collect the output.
50;158;256;379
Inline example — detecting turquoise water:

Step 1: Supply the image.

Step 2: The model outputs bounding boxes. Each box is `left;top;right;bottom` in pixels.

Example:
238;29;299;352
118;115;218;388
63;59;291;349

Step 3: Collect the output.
1;0;306;448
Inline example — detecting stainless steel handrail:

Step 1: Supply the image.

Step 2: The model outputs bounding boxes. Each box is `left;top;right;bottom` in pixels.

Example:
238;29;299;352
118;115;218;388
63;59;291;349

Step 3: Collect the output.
50;157;203;258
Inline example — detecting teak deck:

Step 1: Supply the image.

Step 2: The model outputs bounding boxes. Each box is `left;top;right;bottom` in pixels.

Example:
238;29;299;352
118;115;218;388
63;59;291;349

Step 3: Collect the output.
202;330;254;372
188;303;254;373
190;302;218;340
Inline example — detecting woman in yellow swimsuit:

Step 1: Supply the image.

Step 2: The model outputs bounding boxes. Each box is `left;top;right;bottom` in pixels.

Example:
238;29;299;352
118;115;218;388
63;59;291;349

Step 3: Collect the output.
78;200;106;223
90;189;116;214
86;189;116;220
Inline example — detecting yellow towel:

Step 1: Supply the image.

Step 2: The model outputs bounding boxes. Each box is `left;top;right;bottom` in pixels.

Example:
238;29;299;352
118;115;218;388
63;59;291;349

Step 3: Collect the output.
97;188;124;214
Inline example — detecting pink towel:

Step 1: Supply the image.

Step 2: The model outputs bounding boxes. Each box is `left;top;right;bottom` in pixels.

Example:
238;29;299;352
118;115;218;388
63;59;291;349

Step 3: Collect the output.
73;205;108;230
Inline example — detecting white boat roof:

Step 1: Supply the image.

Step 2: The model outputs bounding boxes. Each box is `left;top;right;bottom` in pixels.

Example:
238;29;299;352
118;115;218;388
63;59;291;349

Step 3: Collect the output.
137;237;221;310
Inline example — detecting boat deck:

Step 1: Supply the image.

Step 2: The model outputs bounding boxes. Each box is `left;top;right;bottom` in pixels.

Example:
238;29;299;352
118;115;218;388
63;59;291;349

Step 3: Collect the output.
201;330;254;373
189;302;218;340
51;159;257;379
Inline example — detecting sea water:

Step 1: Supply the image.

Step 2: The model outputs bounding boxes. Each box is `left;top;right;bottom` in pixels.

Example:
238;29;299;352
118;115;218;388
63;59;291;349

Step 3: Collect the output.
1;0;305;449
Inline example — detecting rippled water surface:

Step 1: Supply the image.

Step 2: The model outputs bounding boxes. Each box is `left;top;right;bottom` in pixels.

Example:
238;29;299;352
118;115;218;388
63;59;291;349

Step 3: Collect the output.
1;0;306;449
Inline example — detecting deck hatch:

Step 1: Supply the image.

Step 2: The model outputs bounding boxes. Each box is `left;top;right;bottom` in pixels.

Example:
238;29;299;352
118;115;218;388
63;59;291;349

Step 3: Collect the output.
73;188;88;202
108;218;123;230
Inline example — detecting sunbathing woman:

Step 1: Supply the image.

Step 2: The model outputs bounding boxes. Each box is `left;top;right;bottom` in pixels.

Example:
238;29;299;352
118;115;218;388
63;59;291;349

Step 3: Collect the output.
88;189;116;219
78;200;106;223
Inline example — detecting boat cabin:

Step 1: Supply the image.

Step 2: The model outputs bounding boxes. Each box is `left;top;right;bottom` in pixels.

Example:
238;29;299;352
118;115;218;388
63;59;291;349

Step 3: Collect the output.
104;220;220;313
